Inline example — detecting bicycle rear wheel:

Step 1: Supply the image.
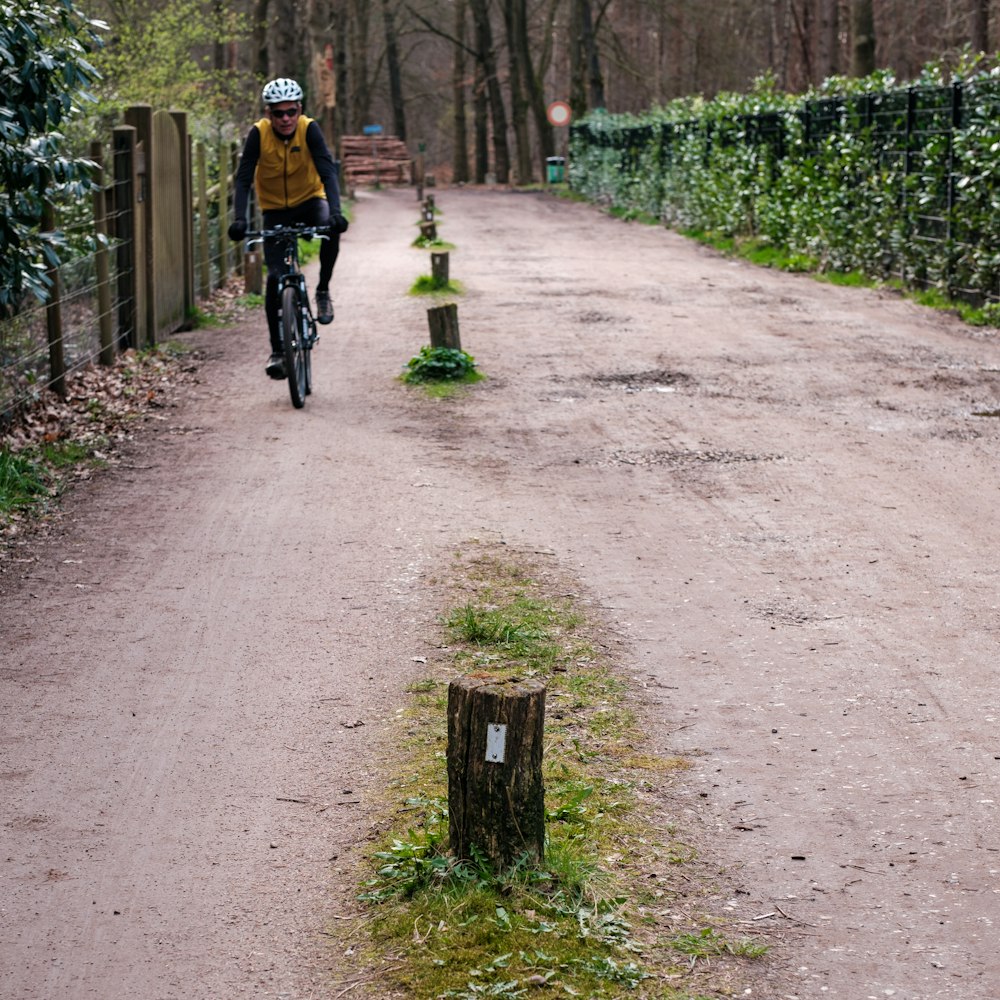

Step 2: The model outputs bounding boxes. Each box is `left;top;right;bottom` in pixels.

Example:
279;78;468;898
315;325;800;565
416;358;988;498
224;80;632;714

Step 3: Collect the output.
281;285;307;408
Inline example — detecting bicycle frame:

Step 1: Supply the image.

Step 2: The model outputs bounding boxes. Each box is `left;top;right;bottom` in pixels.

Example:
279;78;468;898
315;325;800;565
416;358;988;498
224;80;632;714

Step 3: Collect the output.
245;224;326;407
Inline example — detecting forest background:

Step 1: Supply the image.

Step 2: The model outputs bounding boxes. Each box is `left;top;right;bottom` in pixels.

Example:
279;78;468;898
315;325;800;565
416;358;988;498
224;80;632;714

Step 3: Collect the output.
82;0;999;185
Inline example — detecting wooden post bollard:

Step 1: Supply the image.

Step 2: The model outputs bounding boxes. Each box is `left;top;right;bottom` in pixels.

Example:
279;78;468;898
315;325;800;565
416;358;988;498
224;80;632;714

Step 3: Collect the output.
431;251;450;287
428;303;461;350
447;676;546;867
420;220;437;241
244;250;263;295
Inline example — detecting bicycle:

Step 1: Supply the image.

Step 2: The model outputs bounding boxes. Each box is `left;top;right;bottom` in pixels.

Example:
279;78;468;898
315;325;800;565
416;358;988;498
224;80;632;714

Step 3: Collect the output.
245;223;328;409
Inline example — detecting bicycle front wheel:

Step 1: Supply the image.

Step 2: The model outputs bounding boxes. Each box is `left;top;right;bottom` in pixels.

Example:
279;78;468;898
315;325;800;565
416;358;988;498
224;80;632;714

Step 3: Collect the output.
281;285;307;409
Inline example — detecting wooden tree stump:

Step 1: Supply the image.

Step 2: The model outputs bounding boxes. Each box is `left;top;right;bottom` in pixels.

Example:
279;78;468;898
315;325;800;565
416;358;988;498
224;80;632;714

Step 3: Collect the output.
428;303;461;350
431;251;450;287
420;220;437;241
244;250;263;295
447;676;546;867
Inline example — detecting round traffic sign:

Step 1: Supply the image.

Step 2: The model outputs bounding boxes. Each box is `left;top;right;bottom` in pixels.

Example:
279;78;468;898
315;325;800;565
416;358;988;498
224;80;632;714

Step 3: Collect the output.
547;101;572;127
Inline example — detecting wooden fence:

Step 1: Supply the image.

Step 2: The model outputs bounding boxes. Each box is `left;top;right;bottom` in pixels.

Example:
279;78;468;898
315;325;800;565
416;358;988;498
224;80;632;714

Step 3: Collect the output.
1;104;244;420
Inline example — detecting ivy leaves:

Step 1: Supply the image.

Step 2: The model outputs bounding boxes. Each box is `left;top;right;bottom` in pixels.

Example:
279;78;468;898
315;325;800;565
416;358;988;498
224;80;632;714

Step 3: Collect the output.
571;63;1000;305
0;0;105;313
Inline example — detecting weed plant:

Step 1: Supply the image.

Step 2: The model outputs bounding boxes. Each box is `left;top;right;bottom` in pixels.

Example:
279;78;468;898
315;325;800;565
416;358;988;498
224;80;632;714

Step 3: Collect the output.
0;441;97;518
402;346;481;385
351;546;774;999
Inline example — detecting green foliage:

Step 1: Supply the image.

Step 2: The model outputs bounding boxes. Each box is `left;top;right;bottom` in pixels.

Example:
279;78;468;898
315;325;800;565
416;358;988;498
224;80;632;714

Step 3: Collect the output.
87;0;253;138
0;450;51;513
0;0;105;313
0;439;94;516
570;60;1000;309
402;346;479;384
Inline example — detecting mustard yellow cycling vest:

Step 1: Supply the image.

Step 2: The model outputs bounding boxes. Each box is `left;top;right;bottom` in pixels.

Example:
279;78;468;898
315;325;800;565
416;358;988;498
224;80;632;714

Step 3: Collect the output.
254;115;326;211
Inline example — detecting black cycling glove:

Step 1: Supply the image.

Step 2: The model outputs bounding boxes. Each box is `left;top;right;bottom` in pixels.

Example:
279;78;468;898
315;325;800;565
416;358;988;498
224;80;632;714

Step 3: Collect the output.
227;219;247;242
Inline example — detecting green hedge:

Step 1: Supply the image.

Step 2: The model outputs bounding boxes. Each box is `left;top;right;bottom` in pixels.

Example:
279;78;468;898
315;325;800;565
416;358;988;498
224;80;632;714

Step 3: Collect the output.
569;62;1000;304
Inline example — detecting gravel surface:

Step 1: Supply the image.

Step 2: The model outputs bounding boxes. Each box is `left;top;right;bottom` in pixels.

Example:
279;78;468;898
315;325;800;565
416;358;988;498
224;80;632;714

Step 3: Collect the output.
3;186;999;999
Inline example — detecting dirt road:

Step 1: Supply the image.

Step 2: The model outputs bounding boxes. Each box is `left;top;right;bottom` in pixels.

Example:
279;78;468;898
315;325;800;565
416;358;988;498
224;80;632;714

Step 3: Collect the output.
3;187;999;999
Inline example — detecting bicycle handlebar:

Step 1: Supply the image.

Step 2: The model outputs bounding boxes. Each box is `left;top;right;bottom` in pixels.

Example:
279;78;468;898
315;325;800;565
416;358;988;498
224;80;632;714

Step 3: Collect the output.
244;223;330;244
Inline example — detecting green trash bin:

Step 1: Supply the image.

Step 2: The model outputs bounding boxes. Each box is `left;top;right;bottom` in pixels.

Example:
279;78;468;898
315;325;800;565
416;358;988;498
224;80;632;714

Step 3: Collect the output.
546;156;565;183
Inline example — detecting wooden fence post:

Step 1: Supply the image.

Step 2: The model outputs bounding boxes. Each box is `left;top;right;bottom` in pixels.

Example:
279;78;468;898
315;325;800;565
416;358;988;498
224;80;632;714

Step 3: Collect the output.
197;142;210;299
431;251;450;287
231;143;243;277
217;140;230;287
41;201;66;398
112;125;140;350
90;141;115;366
171;111;194;321
428;303;461;350
244;251;263;295
124;104;156;348
447;677;546;867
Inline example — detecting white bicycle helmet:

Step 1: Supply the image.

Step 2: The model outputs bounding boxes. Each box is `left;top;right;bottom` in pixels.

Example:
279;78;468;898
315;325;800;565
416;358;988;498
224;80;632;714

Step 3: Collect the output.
262;78;303;105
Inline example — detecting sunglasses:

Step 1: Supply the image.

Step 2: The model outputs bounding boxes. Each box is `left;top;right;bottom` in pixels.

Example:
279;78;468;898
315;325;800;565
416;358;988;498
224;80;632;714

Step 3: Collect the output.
270;107;299;119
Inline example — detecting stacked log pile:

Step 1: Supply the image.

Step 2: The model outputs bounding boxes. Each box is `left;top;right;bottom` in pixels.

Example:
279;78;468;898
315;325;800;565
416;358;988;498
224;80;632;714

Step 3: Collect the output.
341;135;412;187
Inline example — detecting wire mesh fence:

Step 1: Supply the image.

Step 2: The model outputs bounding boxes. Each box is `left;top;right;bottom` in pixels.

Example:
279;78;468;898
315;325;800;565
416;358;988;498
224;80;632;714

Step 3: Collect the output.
570;77;1000;307
1;124;240;427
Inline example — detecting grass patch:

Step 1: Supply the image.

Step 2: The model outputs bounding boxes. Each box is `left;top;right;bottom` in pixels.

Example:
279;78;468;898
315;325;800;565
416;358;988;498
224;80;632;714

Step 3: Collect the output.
345;545;776;999
609;205;660;225
679;227;1000;326
0;451;51;514
410;274;465;297
0;440;103;518
553;186;589;203
412;235;456;251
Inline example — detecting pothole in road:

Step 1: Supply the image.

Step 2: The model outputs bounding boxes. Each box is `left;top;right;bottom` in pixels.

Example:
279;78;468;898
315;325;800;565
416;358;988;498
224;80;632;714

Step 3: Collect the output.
590;368;694;393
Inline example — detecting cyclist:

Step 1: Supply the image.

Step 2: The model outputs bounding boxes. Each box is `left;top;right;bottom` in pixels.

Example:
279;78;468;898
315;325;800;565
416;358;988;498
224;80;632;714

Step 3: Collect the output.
228;78;348;379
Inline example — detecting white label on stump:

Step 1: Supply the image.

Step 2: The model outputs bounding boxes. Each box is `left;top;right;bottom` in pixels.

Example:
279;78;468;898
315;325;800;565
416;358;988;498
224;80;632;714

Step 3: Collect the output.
486;724;507;764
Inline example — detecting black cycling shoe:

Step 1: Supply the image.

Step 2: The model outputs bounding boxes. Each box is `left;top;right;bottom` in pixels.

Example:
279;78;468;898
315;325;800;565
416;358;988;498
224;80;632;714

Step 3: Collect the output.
315;290;333;325
265;352;286;379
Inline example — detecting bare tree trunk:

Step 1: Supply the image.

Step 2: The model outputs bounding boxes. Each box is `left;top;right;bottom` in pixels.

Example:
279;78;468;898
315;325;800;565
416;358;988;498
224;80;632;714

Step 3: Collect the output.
817;0;840;80
453;0;471;183
569;0;585;117
252;0;269;81
787;0;813;89
502;0;533;183
349;0;372;130
972;0;990;50
851;0;876;77
473;59;489;183
266;0;299;79
469;0;510;183
334;4;349;143
381;0;406;140
586;0;606;108
518;0;554;168
306;0;336;148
